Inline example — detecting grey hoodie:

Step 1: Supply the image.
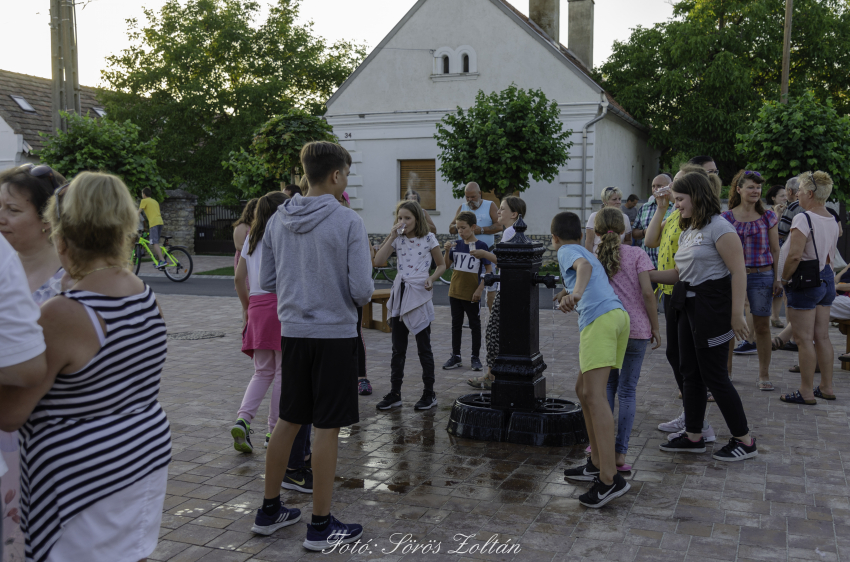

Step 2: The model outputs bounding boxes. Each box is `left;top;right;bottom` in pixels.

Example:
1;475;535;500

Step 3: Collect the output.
259;193;374;338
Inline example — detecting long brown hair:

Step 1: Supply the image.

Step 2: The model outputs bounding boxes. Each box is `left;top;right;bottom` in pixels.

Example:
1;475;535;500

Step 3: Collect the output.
594;207;624;278
247;191;288;255
233;198;258;227
728;170;766;214
394;200;430;238
673;172;721;231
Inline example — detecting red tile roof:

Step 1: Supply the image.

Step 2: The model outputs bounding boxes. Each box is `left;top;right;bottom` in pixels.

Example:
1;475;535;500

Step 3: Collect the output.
0;69;103;152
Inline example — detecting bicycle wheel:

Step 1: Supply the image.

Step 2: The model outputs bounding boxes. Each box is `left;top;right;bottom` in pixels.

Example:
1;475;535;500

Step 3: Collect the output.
162;247;193;282
132;244;142;275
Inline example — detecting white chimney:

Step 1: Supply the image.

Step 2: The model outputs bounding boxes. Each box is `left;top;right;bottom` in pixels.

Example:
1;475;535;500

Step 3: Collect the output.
568;0;595;69
529;0;560;44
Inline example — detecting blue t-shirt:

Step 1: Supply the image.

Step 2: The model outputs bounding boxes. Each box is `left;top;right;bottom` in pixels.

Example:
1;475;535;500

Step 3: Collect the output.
557;244;625;333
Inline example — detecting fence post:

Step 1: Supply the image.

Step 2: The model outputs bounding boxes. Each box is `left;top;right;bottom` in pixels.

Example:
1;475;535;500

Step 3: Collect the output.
161;189;198;254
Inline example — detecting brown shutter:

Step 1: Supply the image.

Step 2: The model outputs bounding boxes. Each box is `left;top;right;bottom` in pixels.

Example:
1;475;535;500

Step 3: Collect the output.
400;160;436;210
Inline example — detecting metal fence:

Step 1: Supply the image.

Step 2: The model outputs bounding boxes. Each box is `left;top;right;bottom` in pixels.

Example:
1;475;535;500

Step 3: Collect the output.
194;204;245;254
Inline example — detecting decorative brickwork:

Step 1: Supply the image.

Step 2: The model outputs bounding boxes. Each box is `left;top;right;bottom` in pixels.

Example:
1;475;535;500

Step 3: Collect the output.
161;189;198;254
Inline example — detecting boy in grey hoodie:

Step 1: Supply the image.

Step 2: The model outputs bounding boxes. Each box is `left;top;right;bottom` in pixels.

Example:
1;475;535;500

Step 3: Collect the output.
252;142;374;550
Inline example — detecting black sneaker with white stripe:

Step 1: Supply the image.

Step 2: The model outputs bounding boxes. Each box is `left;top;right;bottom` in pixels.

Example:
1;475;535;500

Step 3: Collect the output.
563;458;600;481
414;391;437;410
579;474;631;508
712;437;758;462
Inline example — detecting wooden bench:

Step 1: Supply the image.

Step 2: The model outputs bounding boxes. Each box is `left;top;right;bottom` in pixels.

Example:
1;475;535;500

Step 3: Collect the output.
837;319;850;370
362;289;392;333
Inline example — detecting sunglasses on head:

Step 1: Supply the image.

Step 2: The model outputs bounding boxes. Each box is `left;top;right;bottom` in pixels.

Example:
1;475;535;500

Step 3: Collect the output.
24;164;70;220
744;170;762;178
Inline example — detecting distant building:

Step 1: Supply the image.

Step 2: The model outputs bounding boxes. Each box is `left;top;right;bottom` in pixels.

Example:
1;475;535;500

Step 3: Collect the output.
325;0;659;235
0;69;104;172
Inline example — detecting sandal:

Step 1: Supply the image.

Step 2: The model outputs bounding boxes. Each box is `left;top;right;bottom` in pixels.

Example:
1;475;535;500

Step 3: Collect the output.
780;391;817;405
771;336;785;351
771;318;785;329
757;380;775;391
707;392;715;403
789;364;820;373
467;376;493;390
839;353;850;363
617;464;632;472
813;386;836;400
781;341;799;352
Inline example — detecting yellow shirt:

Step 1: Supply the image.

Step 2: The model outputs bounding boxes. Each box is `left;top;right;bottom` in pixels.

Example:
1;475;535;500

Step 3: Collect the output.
658;210;682;295
139;198;163;227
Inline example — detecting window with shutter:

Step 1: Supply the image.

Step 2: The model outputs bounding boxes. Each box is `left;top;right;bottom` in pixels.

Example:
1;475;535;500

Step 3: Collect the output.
400;160;436;210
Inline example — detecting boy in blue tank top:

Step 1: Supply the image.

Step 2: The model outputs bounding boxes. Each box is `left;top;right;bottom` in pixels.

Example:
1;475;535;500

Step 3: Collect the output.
551;211;632;509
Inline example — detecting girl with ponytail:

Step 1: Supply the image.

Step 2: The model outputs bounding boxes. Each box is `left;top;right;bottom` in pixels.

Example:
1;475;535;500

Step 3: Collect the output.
231;192;314;490
594;207;661;470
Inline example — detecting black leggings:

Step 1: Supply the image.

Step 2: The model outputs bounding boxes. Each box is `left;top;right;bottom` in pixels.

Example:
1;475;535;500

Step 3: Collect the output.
389;282;435;394
679;297;749;436
450;297;481;357
664;294;683;393
356;307;367;378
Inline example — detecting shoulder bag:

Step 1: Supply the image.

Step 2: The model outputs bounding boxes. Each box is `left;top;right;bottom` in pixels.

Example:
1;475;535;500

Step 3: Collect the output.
788;212;822;290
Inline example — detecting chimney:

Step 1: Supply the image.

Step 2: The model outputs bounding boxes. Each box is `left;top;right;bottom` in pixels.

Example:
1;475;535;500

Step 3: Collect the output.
568;0;595;68
529;0;560;44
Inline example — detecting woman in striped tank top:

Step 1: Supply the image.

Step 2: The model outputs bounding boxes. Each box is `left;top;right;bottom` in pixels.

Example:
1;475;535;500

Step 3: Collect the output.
0;171;171;562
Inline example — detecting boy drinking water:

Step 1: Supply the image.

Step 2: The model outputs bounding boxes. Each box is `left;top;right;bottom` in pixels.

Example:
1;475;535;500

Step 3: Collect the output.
253;141;374;549
442;211;493;371
139;188;165;268
552;212;632;508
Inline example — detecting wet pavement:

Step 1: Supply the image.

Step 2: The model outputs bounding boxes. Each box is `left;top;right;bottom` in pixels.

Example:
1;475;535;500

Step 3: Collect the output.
150;294;850;562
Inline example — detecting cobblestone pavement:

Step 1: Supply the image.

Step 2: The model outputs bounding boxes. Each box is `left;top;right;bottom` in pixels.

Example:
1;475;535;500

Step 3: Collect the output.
151;294;850;562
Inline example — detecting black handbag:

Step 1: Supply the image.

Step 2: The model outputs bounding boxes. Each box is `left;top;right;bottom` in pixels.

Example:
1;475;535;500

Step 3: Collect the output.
788;212;823;290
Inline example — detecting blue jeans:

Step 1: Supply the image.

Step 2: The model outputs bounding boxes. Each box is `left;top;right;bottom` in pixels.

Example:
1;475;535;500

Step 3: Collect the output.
606;338;649;454
786;265;835;310
746;270;775;317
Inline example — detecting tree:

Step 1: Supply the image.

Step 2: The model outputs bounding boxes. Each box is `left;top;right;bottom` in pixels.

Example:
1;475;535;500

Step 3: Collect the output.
99;0;365;201
595;0;850;177
434;85;573;201
737;92;850;204
38;111;168;200
222;109;336;200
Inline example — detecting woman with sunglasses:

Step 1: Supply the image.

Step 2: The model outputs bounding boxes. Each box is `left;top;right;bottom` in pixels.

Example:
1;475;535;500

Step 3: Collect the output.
0;171;171;562
0;164;70;560
779;171;839;404
722;170;780;391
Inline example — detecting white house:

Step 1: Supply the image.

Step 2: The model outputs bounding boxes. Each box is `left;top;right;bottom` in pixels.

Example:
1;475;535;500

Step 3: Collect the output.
0;70;104;172
325;0;659;236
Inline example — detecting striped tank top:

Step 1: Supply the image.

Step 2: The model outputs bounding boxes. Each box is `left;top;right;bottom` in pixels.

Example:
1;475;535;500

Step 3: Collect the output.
18;286;172;562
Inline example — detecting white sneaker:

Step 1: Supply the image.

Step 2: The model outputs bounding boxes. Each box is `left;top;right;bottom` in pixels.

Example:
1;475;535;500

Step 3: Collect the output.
667;421;717;443
657;411;685;433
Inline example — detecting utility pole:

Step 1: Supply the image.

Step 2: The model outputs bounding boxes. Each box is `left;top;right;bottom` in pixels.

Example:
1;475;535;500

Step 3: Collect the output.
50;0;82;132
780;0;793;104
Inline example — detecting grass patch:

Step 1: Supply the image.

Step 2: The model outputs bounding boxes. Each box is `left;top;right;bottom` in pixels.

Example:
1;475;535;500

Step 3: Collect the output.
197;266;235;276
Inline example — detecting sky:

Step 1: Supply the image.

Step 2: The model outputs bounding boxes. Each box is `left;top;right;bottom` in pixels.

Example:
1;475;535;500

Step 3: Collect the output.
0;0;675;88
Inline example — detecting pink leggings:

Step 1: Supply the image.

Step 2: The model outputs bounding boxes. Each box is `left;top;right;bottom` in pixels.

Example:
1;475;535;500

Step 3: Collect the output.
237;349;281;430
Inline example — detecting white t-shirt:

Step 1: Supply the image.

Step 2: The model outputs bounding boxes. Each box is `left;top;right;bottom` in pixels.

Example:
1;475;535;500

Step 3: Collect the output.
393;233;439;276
676;215;738;286
587;211;633;254
241;237;270;297
778;211;839;275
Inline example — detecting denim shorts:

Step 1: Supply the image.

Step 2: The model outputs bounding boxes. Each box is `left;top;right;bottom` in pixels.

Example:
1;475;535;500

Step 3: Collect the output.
149;224;163;244
746;270;774;317
786;265;835;310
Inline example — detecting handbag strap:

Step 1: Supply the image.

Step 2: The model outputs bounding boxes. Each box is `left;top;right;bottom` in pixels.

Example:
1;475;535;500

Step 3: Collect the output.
803;211;820;263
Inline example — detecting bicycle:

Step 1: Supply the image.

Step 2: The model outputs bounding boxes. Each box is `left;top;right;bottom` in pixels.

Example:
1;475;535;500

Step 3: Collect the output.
131;230;194;282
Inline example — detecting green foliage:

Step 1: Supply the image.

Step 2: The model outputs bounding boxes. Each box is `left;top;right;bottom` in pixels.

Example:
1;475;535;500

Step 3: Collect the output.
737;92;850;204
100;0;365;201
595;0;850;177
222;109;336;200
434;85;573;201
38;111;168;200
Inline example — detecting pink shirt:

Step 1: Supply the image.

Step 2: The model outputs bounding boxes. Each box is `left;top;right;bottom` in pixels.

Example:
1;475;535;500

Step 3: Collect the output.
608;245;655;339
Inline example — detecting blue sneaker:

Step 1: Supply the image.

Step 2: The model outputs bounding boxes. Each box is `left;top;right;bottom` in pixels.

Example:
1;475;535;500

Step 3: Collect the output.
251;505;301;535
733;341;758;354
303;515;363;552
231;418;253;453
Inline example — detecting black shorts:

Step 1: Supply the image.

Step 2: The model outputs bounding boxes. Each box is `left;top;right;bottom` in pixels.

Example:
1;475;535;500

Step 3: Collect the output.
279;336;360;429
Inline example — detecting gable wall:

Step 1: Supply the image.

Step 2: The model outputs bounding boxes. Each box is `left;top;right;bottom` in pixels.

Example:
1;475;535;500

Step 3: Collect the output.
594;115;660;202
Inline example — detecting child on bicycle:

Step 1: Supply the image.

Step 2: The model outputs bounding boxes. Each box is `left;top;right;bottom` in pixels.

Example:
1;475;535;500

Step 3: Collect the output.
373;200;445;411
442;211;493;373
139;188;166;269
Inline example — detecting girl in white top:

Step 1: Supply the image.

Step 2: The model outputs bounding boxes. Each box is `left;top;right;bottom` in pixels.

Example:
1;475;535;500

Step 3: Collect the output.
468;196;526;388
232;191;288;453
779;171;840;405
585;186;633;253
